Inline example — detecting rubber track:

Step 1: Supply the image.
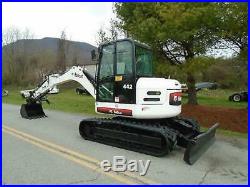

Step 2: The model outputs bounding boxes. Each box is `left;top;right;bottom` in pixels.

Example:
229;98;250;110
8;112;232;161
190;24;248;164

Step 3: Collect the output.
78;117;186;157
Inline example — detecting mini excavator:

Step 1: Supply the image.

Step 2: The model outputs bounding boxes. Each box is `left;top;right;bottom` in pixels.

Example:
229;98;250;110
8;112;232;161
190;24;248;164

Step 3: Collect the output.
20;39;219;165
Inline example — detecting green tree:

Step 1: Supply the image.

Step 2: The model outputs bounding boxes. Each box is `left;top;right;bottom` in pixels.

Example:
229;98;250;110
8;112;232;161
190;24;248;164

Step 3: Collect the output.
216;3;247;59
115;3;245;104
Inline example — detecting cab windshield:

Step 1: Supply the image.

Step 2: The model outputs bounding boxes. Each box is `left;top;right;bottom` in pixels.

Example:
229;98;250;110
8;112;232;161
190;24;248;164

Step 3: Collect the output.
135;45;153;77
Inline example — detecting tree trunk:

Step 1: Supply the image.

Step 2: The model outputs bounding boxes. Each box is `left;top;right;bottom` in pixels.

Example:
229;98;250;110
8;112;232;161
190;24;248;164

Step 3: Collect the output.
187;72;198;105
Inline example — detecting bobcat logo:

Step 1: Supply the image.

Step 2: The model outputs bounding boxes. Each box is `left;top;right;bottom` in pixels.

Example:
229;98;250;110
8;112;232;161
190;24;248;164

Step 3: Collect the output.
74;73;83;78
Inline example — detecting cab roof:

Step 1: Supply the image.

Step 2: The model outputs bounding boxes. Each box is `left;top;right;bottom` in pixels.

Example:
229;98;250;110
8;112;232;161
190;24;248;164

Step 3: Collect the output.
100;38;151;50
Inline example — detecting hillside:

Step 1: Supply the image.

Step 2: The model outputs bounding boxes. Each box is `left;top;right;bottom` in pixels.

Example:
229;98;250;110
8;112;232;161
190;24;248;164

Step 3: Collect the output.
3;37;97;65
2;37;97;85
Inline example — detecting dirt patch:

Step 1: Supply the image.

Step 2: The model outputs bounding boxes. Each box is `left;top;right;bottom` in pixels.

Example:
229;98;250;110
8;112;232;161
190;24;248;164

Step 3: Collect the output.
181;104;248;133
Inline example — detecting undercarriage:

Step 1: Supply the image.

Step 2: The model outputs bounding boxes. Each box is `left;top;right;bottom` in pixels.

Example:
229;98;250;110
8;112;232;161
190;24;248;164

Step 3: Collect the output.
79;116;218;165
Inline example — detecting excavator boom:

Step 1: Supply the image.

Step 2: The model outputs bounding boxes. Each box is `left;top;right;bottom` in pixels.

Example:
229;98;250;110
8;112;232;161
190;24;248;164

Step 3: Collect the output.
20;66;96;119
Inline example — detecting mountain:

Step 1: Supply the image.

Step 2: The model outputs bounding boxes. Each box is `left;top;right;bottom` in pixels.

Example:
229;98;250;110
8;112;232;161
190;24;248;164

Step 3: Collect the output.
3;37;97;65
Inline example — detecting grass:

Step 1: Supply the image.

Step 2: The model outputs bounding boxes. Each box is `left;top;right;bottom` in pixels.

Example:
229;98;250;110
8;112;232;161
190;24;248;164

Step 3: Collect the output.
182;89;248;108
200;126;248;139
4;87;247;110
3;86;96;115
3;87;247;113
2;86;248;138
217;129;248;139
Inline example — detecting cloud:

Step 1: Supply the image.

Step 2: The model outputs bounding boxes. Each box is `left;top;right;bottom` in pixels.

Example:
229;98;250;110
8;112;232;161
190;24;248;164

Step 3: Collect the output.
2;2;115;46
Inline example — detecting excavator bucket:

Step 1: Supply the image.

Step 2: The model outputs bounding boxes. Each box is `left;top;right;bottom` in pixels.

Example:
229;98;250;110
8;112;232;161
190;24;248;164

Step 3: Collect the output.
184;123;219;165
20;103;46;119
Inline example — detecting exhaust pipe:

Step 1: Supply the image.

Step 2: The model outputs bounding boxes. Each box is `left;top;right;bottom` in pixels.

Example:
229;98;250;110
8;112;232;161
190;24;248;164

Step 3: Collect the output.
20;103;46;119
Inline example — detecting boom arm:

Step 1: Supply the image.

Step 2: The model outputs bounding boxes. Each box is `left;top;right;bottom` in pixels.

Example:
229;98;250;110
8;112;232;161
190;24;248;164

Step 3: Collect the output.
24;66;96;103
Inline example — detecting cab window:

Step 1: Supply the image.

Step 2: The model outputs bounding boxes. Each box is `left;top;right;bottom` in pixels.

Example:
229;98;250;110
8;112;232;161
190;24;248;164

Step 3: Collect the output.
116;41;133;75
99;44;114;79
98;44;114;102
135;45;153;77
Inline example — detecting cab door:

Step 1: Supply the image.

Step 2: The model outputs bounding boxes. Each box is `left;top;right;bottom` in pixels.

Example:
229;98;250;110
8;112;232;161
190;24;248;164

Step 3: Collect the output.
96;44;115;102
114;41;136;104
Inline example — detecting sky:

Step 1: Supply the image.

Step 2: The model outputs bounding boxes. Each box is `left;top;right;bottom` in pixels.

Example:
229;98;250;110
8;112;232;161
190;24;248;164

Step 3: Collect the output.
2;2;235;57
2;2;115;46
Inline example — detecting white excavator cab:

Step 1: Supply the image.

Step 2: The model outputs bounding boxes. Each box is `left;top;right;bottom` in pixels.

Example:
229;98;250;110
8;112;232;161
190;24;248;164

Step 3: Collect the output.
95;39;153;104
94;39;182;119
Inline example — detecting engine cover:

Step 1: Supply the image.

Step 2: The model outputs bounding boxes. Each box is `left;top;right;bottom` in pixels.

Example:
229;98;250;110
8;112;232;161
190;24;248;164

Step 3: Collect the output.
134;77;182;118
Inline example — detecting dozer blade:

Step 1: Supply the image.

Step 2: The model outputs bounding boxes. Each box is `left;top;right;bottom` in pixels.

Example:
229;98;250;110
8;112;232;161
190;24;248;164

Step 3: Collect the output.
184;123;219;165
20;103;46;119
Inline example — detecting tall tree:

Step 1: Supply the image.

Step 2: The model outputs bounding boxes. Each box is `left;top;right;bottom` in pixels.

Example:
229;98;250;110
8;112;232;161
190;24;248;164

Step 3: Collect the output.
109;19;118;41
56;30;68;72
96;26;110;46
3;27;34;85
115;3;233;104
96;19;124;46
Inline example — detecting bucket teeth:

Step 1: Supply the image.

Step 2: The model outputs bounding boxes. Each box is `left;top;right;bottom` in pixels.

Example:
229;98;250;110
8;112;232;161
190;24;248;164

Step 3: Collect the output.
20;103;46;119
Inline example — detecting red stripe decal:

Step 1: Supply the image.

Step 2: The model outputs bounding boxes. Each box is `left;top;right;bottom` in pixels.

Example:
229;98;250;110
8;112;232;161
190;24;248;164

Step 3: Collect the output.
97;107;132;116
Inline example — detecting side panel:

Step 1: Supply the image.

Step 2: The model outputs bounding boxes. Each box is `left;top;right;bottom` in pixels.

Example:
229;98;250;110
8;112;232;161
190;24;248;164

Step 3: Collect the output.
114;75;135;104
95;77;182;119
95;102;181;119
97;106;132;116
